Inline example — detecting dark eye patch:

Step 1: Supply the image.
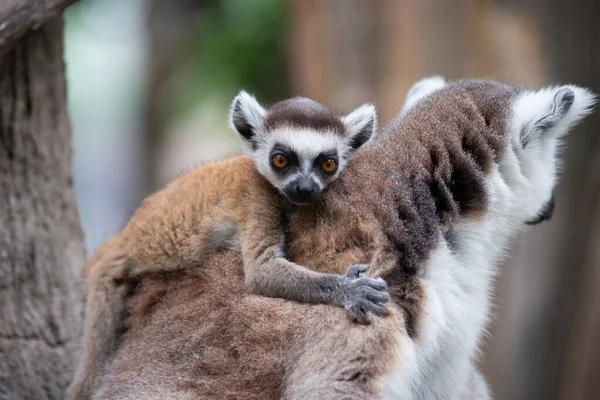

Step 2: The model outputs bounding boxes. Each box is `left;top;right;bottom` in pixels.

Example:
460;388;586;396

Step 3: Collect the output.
270;143;300;170
313;150;339;168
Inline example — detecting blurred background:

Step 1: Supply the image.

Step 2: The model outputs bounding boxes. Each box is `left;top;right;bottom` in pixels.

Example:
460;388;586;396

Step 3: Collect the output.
64;1;600;399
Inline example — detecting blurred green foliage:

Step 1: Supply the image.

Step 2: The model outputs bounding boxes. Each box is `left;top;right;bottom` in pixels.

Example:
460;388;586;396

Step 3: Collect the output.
172;0;289;122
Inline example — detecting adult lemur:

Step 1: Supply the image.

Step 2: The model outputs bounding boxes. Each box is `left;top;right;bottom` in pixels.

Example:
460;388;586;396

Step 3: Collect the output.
76;78;595;400
68;94;387;399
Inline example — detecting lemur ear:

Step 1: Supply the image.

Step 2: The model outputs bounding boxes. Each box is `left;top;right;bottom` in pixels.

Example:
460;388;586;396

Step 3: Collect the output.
229;90;266;147
401;75;446;114
515;85;596;148
342;104;378;150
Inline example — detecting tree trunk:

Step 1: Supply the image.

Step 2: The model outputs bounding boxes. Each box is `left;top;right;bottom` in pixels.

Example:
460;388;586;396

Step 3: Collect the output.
0;16;85;400
0;0;76;54
144;0;210;192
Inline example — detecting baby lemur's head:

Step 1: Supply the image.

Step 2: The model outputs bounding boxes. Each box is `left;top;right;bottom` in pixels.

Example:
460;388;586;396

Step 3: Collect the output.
229;91;377;205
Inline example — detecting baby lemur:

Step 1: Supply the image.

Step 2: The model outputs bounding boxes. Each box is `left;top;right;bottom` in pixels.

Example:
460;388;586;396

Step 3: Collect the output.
225;90;388;314
68;92;389;399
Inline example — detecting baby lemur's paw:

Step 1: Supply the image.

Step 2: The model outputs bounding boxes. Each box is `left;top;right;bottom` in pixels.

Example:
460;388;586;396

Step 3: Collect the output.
341;264;390;325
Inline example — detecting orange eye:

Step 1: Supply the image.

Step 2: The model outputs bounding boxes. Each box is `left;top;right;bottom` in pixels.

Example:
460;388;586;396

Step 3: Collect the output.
321;159;338;174
271;154;289;169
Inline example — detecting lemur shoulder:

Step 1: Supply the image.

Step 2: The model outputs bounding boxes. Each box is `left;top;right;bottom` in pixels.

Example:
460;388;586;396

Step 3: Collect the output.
68;93;389;399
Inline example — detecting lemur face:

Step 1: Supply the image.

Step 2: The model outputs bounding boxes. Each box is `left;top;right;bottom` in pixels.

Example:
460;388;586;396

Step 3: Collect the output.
403;76;596;226
263;132;341;205
229;92;377;205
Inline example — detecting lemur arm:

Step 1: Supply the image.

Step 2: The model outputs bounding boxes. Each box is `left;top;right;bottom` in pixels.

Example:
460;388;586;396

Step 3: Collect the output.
238;178;389;322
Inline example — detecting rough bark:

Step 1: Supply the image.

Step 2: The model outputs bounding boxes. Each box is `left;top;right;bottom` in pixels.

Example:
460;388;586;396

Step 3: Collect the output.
0;16;85;400
0;0;76;55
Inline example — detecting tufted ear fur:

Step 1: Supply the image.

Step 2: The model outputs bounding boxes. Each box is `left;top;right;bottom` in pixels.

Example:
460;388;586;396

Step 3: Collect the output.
228;90;266;149
514;85;596;148
401;75;447;114
341;104;378;151
509;84;595;226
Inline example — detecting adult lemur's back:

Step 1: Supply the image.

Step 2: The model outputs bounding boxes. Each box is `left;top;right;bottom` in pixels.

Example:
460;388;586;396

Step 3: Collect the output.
95;78;594;399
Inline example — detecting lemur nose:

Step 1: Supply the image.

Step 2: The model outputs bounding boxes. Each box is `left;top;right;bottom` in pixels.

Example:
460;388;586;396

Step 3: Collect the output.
296;183;314;195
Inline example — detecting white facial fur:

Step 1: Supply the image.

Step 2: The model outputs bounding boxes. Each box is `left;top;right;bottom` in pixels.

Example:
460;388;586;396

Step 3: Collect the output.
252;127;353;192
379;79;595;399
228;91;377;203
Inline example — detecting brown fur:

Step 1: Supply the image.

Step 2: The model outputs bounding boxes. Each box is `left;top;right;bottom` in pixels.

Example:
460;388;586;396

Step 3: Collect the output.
286;80;514;336
264;97;346;134
67;156;346;398
68;111;384;398
74;80;518;399
68;157;262;398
